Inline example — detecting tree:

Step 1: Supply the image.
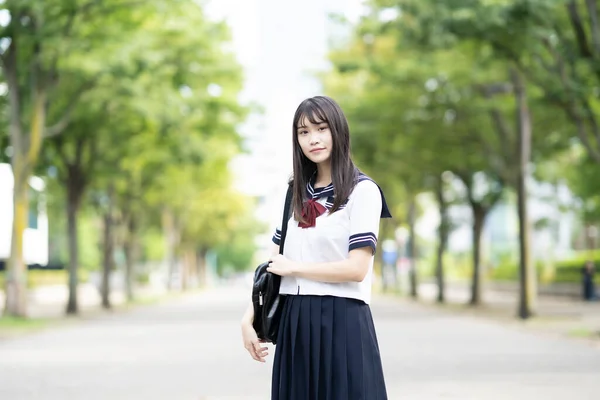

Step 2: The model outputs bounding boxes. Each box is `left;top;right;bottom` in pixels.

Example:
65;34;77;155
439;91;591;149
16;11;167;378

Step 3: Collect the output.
364;0;553;317
4;0;248;315
323;8;510;304
1;0;168;317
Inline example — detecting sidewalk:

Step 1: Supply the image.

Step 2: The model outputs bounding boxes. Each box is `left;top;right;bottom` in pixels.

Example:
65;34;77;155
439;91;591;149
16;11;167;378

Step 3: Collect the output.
404;281;600;345
0;279;173;323
3;283;600;399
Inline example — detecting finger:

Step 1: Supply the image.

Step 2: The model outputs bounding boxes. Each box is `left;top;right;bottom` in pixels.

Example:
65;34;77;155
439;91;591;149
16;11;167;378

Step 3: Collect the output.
258;347;269;358
252;342;266;362
252;341;266;362
246;344;261;362
244;342;259;359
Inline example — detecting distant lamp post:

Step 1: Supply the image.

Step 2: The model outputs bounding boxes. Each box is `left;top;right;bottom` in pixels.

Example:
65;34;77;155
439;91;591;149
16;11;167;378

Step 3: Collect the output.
395;227;409;247
394;227;410;293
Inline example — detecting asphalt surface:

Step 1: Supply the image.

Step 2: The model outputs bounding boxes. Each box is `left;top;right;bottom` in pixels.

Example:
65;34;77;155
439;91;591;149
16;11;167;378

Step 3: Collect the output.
1;285;599;399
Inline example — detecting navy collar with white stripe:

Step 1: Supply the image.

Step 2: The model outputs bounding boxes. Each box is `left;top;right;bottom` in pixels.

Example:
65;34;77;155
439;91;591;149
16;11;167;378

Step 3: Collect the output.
306;172;392;218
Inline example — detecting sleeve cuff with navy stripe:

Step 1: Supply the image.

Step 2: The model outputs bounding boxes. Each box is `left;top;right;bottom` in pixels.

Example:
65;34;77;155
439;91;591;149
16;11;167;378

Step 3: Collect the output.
349;232;377;254
272;228;282;245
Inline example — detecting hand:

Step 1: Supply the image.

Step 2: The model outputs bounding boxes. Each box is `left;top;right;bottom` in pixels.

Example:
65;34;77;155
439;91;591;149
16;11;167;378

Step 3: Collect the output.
267;254;297;277
241;321;269;363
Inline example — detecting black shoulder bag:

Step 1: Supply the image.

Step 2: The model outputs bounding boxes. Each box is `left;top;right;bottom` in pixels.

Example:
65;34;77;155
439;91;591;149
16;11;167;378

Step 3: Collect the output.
251;184;293;344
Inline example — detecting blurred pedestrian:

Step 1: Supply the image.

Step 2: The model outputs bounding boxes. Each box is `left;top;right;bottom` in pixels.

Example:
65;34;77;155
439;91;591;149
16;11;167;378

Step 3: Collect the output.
582;260;597;301
241;96;391;399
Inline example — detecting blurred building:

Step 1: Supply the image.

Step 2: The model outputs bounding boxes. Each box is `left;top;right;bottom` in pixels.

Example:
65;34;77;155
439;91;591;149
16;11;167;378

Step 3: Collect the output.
419;174;579;266
0;163;49;269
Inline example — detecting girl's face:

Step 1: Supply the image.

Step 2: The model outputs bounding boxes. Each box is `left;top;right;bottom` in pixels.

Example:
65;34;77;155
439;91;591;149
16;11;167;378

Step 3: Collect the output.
296;115;333;165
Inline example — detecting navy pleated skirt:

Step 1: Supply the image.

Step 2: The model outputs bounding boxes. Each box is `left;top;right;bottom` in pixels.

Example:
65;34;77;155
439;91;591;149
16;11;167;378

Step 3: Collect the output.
271;294;388;400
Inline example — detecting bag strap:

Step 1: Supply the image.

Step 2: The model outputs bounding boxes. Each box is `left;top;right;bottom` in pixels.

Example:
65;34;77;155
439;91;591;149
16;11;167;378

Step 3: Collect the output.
278;183;293;255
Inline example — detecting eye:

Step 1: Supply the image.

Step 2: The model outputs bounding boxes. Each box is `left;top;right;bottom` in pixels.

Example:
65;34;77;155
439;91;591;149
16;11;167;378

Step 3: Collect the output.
319;126;328;131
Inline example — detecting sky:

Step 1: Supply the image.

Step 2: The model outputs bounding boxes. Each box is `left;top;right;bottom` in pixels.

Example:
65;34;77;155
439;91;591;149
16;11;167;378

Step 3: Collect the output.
204;0;366;230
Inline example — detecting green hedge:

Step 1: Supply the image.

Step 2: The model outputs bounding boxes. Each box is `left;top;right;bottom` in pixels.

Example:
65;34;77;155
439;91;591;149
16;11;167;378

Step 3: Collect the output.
0;269;89;289
488;251;600;284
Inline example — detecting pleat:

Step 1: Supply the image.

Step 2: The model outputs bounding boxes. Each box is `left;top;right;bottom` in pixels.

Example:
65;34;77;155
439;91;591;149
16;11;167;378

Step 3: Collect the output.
309;296;322;400
345;298;364;399
358;302;387;400
291;296;308;400
270;295;388;400
272;295;292;399
332;297;349;400
359;304;372;399
319;296;334;399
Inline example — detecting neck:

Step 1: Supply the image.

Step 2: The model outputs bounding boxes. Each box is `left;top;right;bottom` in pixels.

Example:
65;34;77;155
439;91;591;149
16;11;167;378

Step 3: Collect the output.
315;161;332;187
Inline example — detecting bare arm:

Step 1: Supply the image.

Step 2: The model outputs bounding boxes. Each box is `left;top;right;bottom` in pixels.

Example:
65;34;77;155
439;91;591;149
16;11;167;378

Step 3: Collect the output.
269;247;373;283
241;302;254;325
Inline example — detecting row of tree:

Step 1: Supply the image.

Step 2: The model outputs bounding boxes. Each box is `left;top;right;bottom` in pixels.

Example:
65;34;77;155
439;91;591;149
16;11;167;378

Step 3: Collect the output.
324;0;600;318
1;1;258;317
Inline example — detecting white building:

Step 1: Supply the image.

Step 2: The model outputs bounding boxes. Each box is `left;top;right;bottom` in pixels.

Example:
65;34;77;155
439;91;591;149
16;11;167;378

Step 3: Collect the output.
417;174;578;265
0;163;49;268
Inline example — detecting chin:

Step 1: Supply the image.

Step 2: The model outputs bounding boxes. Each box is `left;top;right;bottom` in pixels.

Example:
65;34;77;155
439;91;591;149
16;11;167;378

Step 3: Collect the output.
310;156;330;165
307;153;331;164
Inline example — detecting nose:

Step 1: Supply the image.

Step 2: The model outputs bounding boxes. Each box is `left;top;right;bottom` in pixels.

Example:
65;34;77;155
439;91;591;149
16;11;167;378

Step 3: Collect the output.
309;132;320;145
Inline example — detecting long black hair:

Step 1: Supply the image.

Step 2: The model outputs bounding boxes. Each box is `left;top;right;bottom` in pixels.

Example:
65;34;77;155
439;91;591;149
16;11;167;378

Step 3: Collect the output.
291;96;358;223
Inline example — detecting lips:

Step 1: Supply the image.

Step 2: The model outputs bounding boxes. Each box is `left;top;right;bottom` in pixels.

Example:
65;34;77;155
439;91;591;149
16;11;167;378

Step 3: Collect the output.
310;148;325;153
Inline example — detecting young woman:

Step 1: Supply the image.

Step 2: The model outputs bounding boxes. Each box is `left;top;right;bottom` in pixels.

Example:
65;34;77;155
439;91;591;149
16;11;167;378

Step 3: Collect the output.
241;95;391;399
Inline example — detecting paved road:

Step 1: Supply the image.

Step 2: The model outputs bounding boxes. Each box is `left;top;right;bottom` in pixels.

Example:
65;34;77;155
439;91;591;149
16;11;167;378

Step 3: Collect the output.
1;285;599;400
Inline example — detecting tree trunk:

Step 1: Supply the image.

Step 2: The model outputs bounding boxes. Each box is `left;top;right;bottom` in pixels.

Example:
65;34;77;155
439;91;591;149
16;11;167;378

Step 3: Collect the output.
163;209;179;291
4;88;47;317
181;249;189;291
470;205;486;306
4;177;29;317
101;212;114;309
435;180;448;303
191;249;199;289
196;248;208;288
123;215;136;302
407;199;418;298
512;67;536;319
65;168;84;315
101;188;115;309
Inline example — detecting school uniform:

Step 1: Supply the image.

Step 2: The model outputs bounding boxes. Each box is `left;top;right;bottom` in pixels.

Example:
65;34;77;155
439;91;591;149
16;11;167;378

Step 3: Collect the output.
270;172;391;400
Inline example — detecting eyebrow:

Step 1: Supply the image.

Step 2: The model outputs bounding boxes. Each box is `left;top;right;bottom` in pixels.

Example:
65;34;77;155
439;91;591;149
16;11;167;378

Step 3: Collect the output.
296;121;328;130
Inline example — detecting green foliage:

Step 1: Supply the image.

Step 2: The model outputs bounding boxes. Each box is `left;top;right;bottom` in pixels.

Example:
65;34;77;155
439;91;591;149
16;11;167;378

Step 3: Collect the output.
214;229;263;276
553;251;600;283
322;0;600;299
141;229;166;262
1;0;255;305
0;316;52;337
487;250;600;284
45;184;101;270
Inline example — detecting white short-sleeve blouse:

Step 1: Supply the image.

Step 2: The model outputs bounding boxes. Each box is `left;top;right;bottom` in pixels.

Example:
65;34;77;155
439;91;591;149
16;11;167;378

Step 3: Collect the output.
271;173;392;304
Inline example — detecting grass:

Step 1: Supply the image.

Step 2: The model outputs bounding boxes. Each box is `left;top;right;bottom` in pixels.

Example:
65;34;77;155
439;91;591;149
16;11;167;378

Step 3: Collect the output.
0;316;58;339
567;327;600;339
0;269;90;289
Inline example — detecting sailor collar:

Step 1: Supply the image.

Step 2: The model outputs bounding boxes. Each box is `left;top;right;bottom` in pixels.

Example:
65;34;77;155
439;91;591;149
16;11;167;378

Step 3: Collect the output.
305;172;392;218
